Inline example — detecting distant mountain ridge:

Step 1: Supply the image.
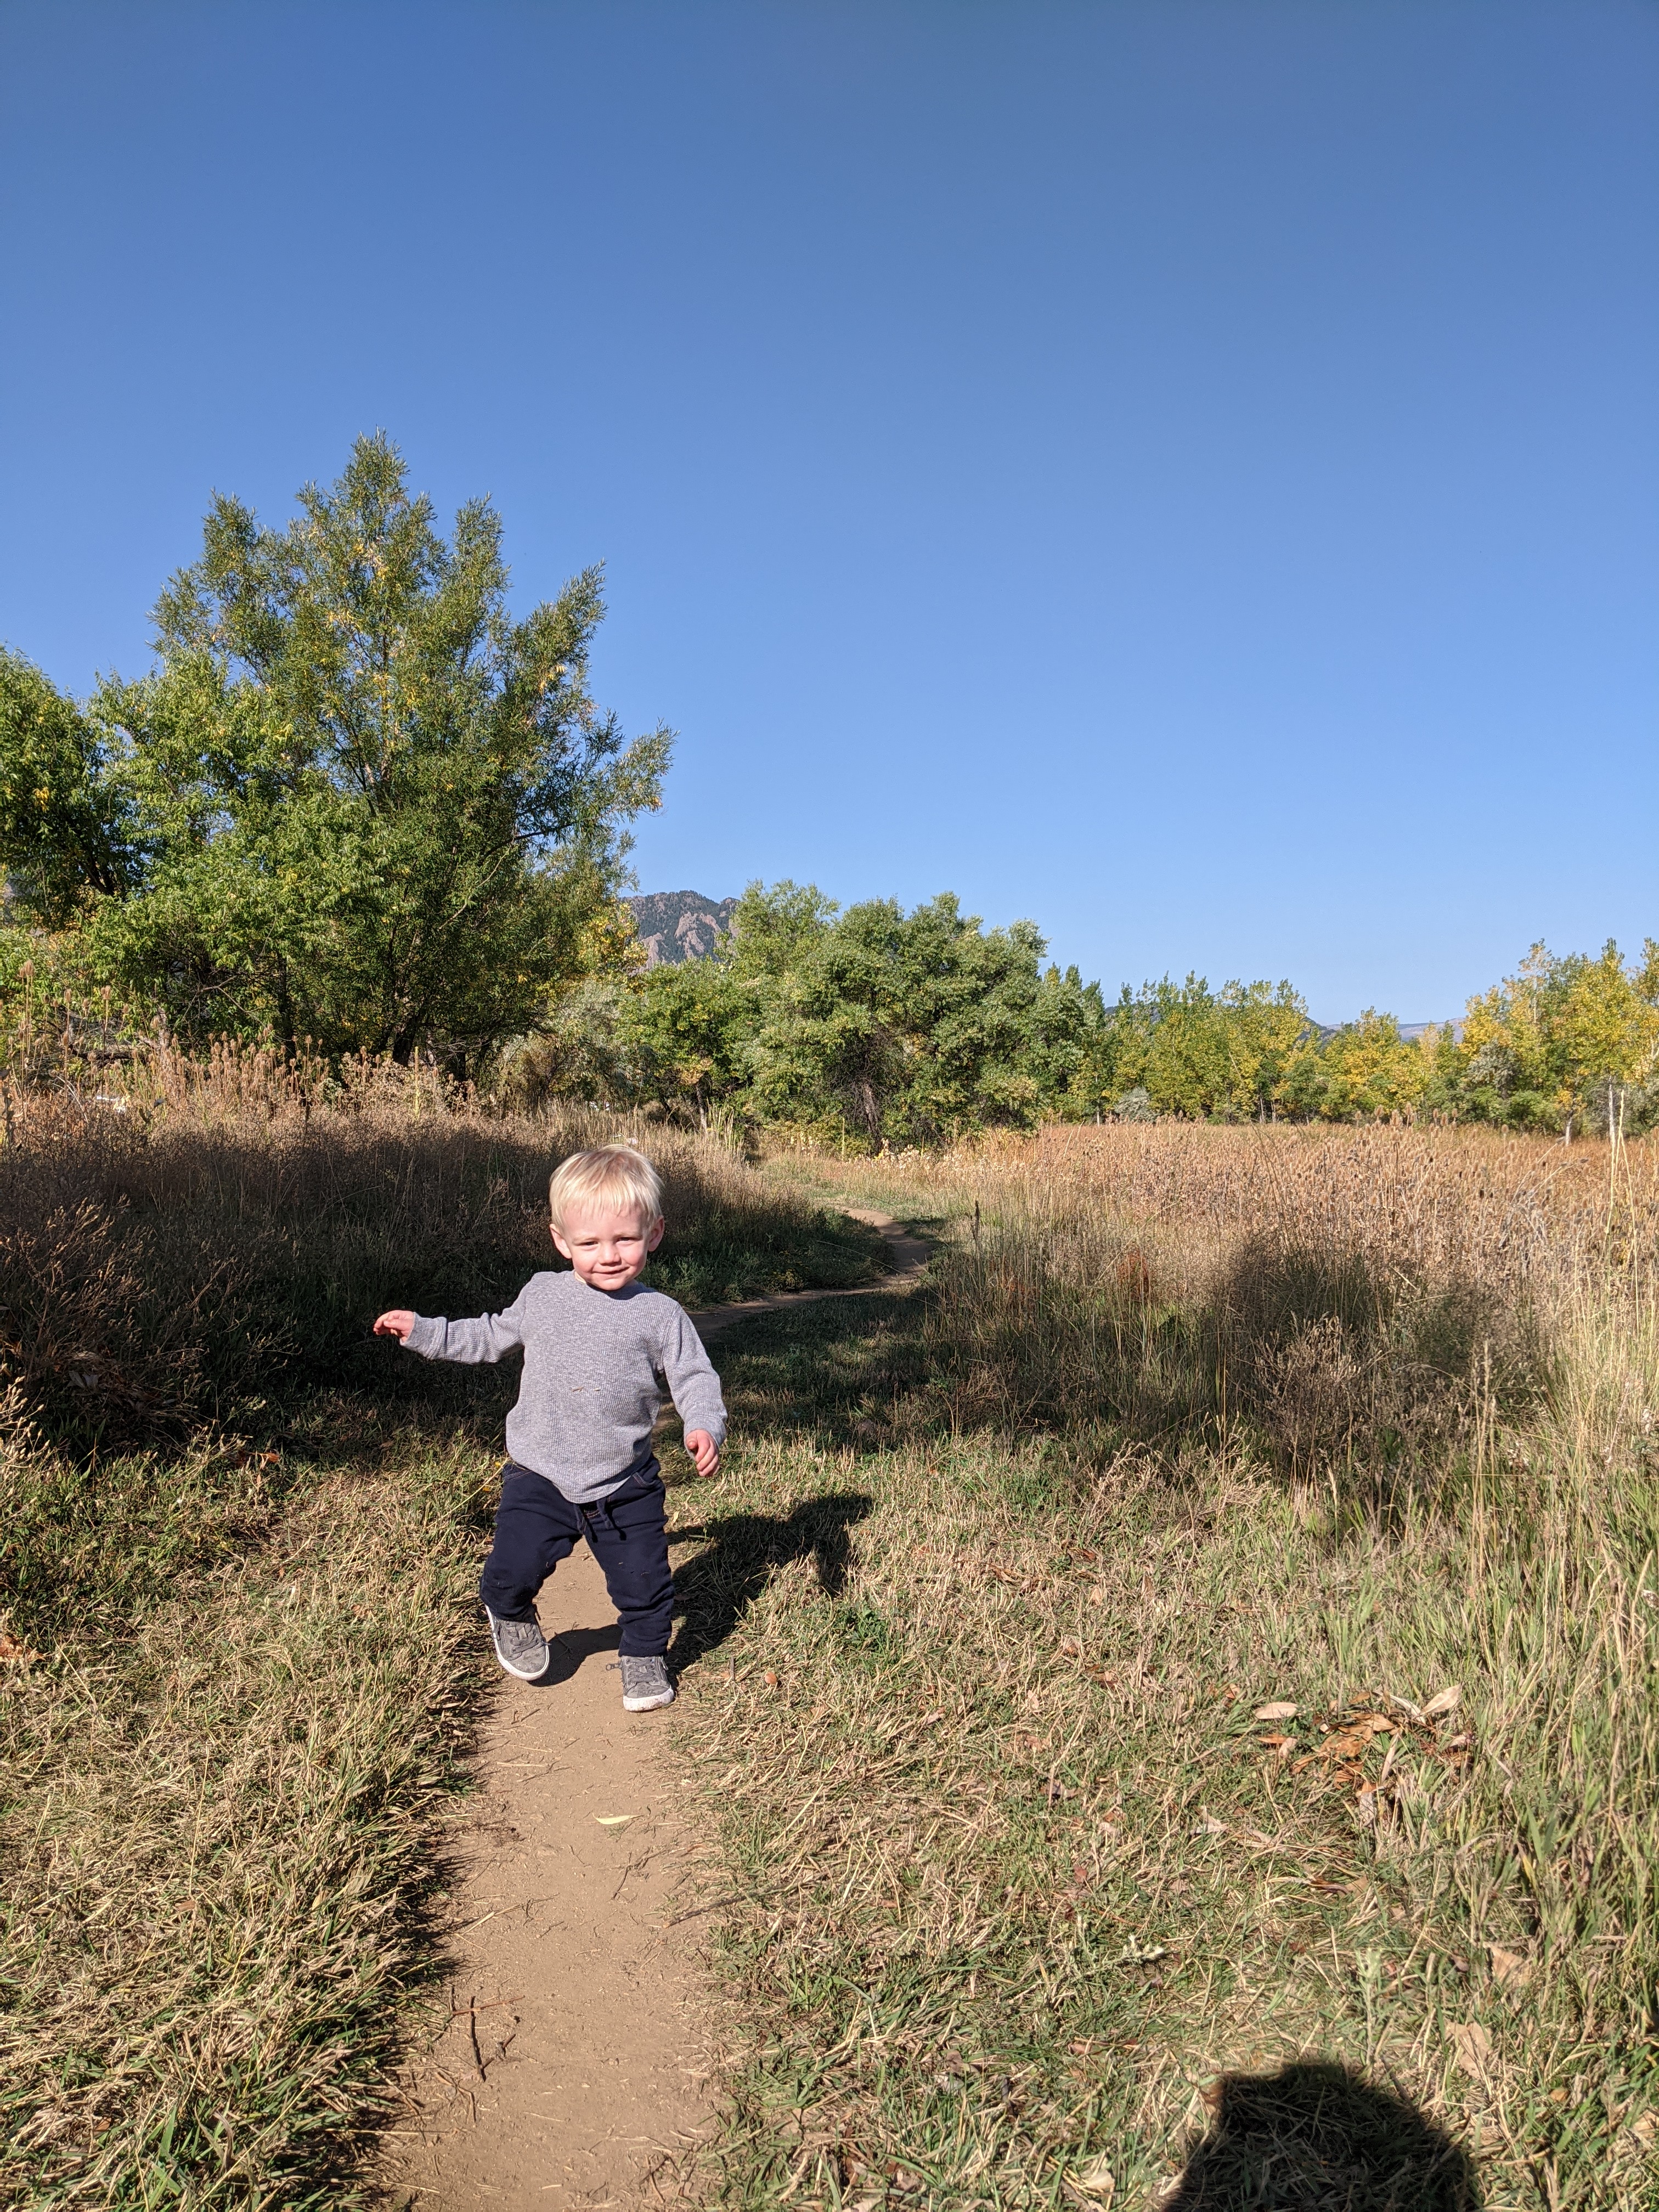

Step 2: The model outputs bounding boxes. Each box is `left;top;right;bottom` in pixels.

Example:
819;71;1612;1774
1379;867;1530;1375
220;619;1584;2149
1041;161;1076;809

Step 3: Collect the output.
627;890;738;967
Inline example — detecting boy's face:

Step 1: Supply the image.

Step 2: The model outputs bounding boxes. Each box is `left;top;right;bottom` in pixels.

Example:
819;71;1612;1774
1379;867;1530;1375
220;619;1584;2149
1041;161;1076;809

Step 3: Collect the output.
551;1203;664;1293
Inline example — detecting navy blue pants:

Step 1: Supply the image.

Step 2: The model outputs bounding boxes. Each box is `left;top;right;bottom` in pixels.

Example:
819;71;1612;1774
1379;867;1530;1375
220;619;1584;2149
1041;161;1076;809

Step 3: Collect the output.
479;1460;675;1658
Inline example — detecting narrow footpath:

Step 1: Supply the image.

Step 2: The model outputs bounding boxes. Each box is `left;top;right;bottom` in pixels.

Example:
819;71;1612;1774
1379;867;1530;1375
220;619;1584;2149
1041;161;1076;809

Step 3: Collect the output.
377;1211;927;2209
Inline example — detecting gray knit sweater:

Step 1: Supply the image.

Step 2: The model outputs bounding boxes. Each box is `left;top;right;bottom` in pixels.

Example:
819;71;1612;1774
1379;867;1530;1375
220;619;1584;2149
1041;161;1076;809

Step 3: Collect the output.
402;1271;726;1503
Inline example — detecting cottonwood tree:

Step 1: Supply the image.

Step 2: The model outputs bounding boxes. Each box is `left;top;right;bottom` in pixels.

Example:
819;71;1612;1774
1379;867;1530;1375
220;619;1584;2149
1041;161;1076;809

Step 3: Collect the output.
0;435;668;1074
1090;975;1308;1121
1454;941;1659;1133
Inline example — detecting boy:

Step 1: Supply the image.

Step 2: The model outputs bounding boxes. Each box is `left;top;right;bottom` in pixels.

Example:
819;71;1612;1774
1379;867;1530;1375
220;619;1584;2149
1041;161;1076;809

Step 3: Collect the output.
373;1143;724;1712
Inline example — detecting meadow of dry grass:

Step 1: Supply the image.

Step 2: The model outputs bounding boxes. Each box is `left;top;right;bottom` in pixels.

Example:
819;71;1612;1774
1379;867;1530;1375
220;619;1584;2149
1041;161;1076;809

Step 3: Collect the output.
0;1059;884;2208
6;1088;1656;2207
662;1125;1659;2210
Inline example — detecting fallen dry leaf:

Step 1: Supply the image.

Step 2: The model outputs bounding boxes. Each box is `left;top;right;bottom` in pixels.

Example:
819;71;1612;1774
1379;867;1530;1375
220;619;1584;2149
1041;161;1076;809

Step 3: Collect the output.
1254;1701;1299;1722
1629;2109;1657;2151
1489;1944;1531;1990
1423;1683;1463;1717
1070;2152;1116;2198
1447;2019;1492;2078
1320;1734;1364;1761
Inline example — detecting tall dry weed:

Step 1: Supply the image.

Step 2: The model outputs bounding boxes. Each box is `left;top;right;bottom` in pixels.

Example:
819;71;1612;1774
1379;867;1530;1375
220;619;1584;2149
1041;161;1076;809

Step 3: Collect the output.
0;1053;879;1459
821;1124;1655;1489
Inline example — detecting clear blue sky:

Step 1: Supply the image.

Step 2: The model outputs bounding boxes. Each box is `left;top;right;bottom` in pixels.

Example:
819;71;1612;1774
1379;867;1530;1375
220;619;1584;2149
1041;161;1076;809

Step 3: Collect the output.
2;2;1654;1023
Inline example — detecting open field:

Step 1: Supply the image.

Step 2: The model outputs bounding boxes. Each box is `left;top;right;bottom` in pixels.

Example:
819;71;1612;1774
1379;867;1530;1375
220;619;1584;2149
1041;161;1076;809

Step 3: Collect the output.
668;1127;1659;2209
4;1101;1655;2207
0;1073;885;2208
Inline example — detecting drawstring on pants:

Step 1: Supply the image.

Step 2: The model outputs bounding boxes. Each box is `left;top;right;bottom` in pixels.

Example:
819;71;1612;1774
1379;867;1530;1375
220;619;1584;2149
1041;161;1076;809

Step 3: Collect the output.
582;1497;624;1544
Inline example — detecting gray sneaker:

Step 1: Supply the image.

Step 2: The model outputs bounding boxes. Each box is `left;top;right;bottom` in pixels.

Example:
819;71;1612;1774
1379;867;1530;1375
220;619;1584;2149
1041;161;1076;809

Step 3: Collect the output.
486;1608;549;1681
619;1654;674;1712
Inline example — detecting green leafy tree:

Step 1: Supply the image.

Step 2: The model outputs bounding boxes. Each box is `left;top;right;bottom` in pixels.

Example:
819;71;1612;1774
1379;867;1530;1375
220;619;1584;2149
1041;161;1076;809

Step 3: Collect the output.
527;883;1103;1147
1278;1010;1431;1121
1089;975;1306;1120
737;889;1097;1144
0;435;668;1073
1452;940;1659;1133
0;651;138;923
617;956;753;1123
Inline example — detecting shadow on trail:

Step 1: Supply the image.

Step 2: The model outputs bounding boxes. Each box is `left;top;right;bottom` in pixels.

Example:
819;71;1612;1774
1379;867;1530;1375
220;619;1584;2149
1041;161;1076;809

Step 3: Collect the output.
1164;2060;1482;2210
532;1618;620;1686
666;1492;874;1675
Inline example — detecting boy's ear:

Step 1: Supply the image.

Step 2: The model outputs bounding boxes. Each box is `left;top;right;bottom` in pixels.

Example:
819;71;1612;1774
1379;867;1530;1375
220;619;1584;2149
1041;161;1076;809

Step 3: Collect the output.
645;1214;665;1252
550;1218;573;1260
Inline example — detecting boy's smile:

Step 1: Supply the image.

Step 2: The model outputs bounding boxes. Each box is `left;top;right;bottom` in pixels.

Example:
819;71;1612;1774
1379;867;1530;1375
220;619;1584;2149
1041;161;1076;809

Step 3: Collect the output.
551;1203;664;1292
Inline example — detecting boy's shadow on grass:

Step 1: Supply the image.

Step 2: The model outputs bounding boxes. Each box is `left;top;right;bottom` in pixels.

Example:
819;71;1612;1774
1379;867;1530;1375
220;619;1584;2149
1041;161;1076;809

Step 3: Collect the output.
1163;2061;1481;2210
665;1491;873;1675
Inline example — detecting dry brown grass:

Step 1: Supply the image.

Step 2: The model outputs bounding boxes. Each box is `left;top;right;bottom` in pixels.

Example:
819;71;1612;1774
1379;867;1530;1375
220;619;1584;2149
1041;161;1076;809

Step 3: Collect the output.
783;1122;1659;1486
0;1048;883;1468
663;1126;1659;2210
0;1417;494;2208
0;1056;884;2208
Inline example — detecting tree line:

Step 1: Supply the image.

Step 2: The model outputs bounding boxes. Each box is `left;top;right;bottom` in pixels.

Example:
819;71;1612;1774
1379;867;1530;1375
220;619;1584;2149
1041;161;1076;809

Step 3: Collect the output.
3;438;1654;1144
503;904;1659;1143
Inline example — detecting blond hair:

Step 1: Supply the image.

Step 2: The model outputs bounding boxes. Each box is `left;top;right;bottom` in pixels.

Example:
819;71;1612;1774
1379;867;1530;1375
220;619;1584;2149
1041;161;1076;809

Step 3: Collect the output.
549;1143;663;1231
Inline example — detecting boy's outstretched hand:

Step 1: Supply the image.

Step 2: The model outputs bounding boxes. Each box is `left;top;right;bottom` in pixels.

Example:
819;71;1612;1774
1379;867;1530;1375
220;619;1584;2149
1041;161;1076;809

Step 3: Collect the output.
374;1310;416;1340
685;1429;720;1477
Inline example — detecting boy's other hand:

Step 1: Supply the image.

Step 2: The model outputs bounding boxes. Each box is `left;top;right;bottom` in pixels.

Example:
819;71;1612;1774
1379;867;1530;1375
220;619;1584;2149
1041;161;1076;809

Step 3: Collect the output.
685;1429;720;1477
374;1310;416;1341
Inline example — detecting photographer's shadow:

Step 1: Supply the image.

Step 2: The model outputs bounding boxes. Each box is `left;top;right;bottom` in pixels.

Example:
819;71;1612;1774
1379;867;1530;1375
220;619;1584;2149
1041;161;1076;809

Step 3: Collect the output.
1164;2061;1481;2210
667;1491;873;1674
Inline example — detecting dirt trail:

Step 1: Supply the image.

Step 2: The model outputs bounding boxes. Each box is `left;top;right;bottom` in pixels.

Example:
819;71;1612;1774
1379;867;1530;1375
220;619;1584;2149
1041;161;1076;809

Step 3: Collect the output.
377;1211;927;2209
687;1207;931;1334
